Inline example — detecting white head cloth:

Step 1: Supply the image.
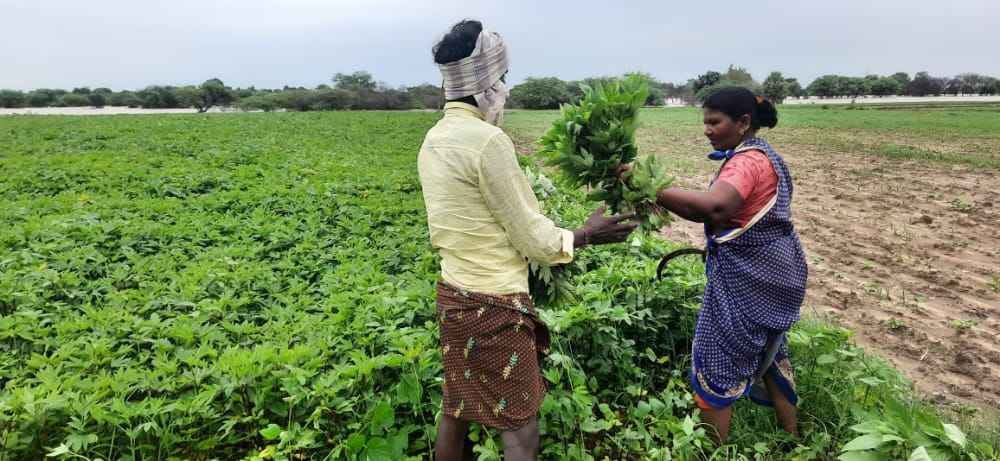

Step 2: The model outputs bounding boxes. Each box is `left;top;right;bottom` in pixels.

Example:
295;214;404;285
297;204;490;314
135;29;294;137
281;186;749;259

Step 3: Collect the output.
438;27;510;125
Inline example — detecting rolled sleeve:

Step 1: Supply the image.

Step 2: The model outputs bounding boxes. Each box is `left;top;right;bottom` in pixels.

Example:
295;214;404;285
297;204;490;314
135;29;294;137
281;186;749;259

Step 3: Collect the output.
479;133;574;265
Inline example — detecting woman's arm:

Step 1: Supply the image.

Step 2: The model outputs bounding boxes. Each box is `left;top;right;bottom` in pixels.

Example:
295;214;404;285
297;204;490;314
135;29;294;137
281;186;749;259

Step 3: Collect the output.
656;181;744;231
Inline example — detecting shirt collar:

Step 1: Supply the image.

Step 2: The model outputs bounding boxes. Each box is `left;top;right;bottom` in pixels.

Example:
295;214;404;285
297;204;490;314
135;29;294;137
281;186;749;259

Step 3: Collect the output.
444;102;485;121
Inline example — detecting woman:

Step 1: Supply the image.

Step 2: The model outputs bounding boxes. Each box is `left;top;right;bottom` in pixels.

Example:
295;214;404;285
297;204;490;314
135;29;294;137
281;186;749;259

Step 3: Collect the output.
418;20;637;461
649;87;807;442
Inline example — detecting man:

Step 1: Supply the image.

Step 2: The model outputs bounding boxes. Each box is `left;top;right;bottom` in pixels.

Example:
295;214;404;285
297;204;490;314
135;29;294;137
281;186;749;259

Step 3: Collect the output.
418;19;637;461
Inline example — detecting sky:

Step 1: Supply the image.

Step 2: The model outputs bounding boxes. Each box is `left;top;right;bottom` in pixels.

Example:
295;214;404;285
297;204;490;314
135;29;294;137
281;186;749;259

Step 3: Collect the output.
2;0;999;91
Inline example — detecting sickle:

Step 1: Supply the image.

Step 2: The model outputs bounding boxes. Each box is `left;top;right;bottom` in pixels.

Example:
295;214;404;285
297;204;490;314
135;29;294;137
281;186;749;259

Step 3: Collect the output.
656;248;706;281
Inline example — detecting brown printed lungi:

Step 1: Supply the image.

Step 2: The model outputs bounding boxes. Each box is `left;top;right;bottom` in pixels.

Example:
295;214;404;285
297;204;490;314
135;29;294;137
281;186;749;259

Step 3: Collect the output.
436;281;551;430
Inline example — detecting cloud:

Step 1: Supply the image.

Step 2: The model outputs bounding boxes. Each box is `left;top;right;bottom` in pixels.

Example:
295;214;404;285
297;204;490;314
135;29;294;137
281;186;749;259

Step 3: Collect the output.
1;0;997;90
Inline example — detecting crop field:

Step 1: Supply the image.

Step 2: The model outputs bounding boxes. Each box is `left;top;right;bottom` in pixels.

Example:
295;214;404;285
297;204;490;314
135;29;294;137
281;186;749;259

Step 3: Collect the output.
1;108;997;460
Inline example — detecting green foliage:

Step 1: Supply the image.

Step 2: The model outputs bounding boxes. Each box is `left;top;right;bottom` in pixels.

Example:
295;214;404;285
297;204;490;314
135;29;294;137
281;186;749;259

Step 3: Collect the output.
870;77;903;97
539;75;672;231
86;93;107;108
763;71;789;103
693;71;722;94
108;91;143;108
58;93;90;107
27;89;62;107
510;77;573;109
0;110;993;461
333;71;378;92
136;85;183;109
0;112;706;460
0;89;27;108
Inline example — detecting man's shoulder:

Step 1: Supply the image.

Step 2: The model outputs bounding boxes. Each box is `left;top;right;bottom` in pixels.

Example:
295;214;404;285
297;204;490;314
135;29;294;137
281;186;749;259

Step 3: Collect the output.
425;116;508;150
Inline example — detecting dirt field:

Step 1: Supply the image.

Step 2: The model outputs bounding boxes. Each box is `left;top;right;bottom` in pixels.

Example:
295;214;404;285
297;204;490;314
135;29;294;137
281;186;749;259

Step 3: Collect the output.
506;105;1000;411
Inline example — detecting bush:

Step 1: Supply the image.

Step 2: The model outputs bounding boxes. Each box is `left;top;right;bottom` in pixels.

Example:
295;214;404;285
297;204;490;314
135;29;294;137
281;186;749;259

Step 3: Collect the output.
0;89;26;108
108;91;143;107
236;94;279;112
137;86;182;109
406;84;443;110
309;89;355;111
27;90;59;107
87;93;107;108
59;93;90;107
510;77;573;109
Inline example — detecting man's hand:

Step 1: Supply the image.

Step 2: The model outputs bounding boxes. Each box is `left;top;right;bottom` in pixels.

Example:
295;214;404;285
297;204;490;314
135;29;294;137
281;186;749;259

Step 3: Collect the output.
573;206;638;248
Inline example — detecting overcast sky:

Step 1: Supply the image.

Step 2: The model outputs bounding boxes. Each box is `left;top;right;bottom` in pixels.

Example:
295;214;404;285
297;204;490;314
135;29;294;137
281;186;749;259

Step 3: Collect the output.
2;0;998;91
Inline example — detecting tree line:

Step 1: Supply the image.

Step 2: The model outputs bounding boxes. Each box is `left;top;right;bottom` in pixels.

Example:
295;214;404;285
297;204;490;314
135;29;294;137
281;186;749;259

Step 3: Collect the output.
2;68;999;111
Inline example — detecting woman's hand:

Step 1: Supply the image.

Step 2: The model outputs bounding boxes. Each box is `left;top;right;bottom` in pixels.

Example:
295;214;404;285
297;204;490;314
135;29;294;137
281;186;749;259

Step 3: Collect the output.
573;206;638;248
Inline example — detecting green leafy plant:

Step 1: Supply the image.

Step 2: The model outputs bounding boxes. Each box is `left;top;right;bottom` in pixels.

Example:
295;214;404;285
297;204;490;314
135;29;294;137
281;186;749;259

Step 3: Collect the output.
538;75;672;231
838;402;991;461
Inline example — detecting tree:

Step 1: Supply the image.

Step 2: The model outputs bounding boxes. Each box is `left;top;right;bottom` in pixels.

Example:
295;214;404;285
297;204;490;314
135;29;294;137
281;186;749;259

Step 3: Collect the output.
807;75;839;98
406;84;444;110
197;78;235;112
176;79;235;112
981;77;1000;96
907;72;944;96
309;89;355;110
509;77;572;109
60;93;90;107
762;71;788;103
236;94;280;112
72;87;92;95
870;77;902;97
88;92;107;108
890;72;911;94
723;65;755;85
175;86;202;109
784;78;805;98
0;90;26;108
836;76;866;99
953;73;993;94
692;71;722;94
333;71;378;92
109;91;142;107
27;90;56;107
137;86;182;108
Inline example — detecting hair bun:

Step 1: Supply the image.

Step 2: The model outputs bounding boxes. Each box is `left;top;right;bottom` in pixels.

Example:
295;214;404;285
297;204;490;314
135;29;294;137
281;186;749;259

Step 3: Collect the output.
755;96;778;129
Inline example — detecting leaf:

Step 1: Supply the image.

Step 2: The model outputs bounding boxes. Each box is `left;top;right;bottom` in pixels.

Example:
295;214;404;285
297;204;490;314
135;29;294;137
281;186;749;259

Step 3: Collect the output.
364;437;396;461
259;424;282;440
817;354;838;365
346;433;367;454
908;446;932;461
634;401;651;419
838;451;886;461
850;421;885;434
682;416;695;436
842;434;886;451
46;444;72;457
859;377;885;387
942;423;967;448
370;401;395;433
396;374;422;406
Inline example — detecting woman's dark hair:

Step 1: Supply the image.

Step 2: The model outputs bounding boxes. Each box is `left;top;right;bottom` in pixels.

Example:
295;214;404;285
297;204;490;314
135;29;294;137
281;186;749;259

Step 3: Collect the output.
702;86;778;130
433;20;483;64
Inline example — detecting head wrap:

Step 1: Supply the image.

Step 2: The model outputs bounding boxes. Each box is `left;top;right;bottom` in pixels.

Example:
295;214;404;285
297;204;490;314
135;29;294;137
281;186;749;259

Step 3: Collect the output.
439;27;509;125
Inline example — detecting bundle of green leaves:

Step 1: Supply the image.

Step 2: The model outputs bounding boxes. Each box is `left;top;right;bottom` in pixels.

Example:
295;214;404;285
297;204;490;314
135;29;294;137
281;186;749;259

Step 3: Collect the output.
539;75;673;231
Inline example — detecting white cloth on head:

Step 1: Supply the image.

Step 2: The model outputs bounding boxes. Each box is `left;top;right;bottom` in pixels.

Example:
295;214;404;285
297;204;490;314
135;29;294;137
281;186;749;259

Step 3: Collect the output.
438;28;509;125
